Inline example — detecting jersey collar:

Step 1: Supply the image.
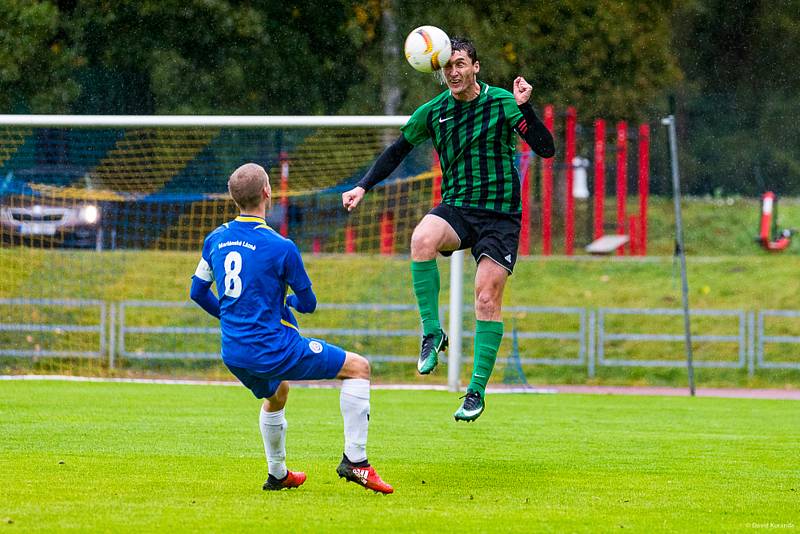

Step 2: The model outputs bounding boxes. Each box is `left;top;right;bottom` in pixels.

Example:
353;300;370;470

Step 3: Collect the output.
235;215;266;224
450;80;487;105
234;215;272;230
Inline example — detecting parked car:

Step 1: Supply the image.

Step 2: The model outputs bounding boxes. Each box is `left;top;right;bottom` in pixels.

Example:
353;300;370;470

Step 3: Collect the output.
0;167;103;249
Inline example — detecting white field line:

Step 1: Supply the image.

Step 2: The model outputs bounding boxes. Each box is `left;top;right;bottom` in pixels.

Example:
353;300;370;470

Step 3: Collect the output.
0;374;554;394
2;374;800;399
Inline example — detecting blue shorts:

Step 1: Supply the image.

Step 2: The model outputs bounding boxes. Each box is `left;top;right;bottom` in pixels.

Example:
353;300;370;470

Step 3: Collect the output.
225;337;347;399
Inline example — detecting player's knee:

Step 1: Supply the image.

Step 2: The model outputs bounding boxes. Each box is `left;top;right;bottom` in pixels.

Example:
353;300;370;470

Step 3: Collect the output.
355;354;371;379
350;354;371;379
266;382;289;411
339;352;370;379
410;229;437;259
475;290;500;317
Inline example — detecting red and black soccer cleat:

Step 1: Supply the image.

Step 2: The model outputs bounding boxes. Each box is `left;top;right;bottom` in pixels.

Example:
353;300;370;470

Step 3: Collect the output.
262;470;307;491
336;460;394;494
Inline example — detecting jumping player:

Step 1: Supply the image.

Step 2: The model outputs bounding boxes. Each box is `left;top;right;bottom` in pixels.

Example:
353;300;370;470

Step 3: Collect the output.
342;37;555;422
191;163;393;493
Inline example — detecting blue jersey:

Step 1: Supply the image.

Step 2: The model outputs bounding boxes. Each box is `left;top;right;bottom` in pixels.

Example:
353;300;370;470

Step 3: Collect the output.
193;215;311;373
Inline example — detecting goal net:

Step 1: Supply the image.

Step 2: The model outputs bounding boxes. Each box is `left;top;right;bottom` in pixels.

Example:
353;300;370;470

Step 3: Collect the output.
0;115;465;380
1;115;578;388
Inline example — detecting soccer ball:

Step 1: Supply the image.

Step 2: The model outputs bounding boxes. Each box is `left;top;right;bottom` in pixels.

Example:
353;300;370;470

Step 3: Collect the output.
404;26;452;73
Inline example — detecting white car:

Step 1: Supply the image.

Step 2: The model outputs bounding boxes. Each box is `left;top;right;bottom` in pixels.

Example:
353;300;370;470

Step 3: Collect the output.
0;200;101;248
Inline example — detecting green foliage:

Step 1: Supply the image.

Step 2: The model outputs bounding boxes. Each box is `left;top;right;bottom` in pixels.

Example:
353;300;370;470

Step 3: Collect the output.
0;0;79;112
1;0;683;118
342;0;683;119
64;0;369;114
673;1;800;195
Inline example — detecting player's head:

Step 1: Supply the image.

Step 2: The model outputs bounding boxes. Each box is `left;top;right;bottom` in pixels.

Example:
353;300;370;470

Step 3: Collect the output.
444;37;480;97
228;163;271;212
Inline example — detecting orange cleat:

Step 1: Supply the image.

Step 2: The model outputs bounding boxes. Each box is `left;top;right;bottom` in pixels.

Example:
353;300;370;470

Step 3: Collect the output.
263;470;307;491
336;460;394;494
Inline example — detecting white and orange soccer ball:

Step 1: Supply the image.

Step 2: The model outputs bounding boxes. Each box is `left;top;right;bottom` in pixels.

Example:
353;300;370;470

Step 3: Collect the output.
404;25;452;73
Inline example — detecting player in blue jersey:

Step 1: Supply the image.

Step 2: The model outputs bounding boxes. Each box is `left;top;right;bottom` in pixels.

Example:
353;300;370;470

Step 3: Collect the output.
190;163;393;494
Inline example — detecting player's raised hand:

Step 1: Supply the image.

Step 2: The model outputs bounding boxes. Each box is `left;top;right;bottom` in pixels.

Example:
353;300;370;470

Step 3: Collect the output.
342;186;366;212
513;76;533;105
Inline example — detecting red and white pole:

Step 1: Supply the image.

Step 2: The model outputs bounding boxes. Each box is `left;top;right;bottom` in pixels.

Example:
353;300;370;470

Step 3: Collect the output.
616;122;628;255
345;224;356;254
565;107;577;255
380;211;394;255
279;151;289;237
638;123;650;256
541;105;555;255
593;119;606;241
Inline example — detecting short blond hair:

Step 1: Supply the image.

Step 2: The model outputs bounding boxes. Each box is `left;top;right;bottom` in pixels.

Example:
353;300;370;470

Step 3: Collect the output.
228;163;269;210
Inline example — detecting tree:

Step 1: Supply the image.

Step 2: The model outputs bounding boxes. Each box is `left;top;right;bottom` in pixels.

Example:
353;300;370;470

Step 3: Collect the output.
339;0;682;121
58;0;371;114
0;0;79;113
673;0;800;194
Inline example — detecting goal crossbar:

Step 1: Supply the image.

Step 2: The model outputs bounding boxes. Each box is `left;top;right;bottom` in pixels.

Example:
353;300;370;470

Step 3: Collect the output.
0;115;410;128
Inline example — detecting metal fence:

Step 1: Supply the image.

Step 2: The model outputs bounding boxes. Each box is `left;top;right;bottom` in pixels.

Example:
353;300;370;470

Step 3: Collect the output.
757;310;800;370
597;307;748;370
0;298;106;358
4;300;800;376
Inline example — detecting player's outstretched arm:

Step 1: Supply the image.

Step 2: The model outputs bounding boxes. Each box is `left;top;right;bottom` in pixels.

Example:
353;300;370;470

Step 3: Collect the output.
190;276;220;319
512;76;555;159
341;135;414;212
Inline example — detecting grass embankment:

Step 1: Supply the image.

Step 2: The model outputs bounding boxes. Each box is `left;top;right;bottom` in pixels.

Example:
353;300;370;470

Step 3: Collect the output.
3;196;800;387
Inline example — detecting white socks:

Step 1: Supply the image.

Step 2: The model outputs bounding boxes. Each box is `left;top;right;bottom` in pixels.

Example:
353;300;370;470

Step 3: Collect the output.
259;407;287;479
340;378;370;464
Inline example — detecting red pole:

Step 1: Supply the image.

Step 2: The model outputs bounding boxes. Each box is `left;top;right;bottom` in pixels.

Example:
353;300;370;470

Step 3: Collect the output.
628;215;638;255
279;151;289;237
345;224;356;254
380;211;394;255
593;119;606;241
565;107;577;255
616;122;628;255
432;150;442;207
542;105;555;255
312;237;322;255
638;123;650;256
518;137;531;256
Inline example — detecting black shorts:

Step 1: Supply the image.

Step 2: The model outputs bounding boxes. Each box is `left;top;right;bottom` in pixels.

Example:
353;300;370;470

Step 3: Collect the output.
429;203;521;274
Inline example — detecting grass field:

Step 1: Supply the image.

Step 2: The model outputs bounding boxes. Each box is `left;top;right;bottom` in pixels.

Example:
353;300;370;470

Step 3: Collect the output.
1;380;798;532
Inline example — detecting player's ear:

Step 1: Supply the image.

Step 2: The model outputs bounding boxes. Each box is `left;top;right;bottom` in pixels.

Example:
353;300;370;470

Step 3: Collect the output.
473;60;480;74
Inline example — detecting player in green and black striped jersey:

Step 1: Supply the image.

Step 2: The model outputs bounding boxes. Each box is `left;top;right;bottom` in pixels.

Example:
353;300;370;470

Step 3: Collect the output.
342;37;555;422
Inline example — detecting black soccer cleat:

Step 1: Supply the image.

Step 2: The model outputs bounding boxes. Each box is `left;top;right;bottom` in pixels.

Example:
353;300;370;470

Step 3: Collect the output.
417;331;448;375
454;389;485;422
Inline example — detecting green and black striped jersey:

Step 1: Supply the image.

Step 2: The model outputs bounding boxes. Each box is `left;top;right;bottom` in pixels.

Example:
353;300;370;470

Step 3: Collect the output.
401;81;525;214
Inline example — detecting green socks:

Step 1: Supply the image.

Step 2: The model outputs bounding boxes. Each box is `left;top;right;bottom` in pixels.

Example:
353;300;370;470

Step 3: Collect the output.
468;320;504;396
410;260;441;336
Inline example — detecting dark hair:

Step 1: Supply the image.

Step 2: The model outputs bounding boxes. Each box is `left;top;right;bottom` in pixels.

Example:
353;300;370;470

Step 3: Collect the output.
450;37;478;63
